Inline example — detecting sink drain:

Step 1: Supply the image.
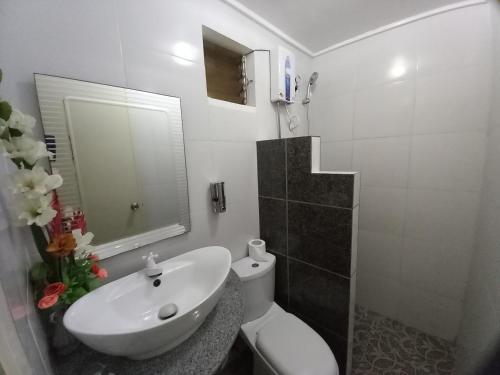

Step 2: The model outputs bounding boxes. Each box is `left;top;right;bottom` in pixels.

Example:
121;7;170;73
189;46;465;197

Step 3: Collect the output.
158;303;178;320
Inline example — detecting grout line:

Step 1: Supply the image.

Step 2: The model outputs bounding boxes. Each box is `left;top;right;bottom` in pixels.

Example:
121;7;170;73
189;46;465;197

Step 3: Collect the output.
258;195;286;201
287;256;353;281
320;128;488;144
284;139;290;308
287;199;354;211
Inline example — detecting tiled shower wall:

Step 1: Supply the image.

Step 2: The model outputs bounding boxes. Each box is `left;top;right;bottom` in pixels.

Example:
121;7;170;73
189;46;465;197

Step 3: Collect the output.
257;136;359;374
310;4;491;341
456;1;500;373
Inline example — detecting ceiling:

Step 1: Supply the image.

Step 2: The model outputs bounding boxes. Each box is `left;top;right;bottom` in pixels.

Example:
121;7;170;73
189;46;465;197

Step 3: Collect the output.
233;0;466;53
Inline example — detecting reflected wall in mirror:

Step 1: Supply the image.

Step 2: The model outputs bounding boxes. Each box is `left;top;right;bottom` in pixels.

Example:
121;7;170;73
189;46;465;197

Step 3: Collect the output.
35;74;190;258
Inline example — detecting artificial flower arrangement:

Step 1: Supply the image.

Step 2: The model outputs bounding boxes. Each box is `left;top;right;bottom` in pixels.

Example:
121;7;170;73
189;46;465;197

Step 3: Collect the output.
0;69;107;315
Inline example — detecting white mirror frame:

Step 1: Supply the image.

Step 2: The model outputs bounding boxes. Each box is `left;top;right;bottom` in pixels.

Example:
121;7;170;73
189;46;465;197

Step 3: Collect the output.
34;74;191;259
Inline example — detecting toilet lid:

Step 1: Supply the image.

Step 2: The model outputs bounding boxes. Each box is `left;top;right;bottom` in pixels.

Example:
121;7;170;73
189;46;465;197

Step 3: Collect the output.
255;313;339;375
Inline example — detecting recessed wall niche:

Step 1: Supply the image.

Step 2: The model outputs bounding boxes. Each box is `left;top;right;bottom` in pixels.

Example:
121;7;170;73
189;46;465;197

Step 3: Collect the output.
202;26;255;106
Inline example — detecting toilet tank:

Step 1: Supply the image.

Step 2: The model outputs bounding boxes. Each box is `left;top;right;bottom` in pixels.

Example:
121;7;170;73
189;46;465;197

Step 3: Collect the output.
232;254;276;323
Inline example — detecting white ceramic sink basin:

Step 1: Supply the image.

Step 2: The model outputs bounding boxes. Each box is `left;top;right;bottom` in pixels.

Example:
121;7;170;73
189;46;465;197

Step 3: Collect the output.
63;246;231;359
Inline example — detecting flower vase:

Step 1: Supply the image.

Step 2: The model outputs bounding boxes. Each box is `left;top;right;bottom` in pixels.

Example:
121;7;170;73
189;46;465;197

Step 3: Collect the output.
30;224;50;264
49;308;80;356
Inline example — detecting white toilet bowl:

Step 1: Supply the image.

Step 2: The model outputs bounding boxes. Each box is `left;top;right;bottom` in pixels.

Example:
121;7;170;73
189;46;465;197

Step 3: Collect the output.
232;255;339;375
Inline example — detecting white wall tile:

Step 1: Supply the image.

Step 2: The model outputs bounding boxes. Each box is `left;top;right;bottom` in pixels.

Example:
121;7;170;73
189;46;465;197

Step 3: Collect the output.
401;237;473;300
405;189;479;249
208;101;258;142
356;272;401;321
358;186;407;236
415;6;491;77
353;136;410;188
354;26;417;90
320;141;353;171
184;141;215;214
311;4;491;341
310;94;354;142
409;133;486;192
414;65;490;135
353;80;414;139
457;3;500;368
358;230;402;280
397;285;462;341
116;0;205;64
211;141;258;206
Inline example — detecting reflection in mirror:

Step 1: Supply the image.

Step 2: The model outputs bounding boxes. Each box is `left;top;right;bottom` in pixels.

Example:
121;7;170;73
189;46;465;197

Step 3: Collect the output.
34;74;190;257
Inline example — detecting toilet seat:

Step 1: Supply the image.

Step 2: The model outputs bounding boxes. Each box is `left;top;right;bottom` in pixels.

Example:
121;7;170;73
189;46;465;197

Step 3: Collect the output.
255;312;339;375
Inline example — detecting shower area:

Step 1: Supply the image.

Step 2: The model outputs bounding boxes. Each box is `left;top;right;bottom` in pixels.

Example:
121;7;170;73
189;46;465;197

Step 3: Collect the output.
306;3;499;374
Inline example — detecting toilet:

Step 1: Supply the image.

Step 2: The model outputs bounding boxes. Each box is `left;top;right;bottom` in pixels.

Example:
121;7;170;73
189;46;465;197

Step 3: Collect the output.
232;253;339;375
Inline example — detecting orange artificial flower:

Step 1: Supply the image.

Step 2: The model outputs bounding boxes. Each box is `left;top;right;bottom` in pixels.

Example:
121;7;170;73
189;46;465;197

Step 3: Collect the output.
43;282;66;297
38;294;59;310
46;233;76;257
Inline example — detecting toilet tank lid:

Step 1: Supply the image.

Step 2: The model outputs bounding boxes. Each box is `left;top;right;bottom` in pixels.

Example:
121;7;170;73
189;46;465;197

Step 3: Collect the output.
231;253;276;281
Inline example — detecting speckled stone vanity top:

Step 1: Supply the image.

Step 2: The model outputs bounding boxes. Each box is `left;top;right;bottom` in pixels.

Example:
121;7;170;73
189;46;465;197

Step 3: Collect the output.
55;270;244;375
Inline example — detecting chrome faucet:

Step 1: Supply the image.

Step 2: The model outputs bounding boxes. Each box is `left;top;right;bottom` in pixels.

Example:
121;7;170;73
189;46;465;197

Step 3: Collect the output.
142;252;163;278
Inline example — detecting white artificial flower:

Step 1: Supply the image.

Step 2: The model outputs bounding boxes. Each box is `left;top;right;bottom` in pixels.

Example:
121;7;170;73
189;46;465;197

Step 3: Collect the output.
72;229;95;258
7;109;35;135
0;118;7;137
0;138;14;153
8;166;63;198
4;136;52;166
17;194;57;227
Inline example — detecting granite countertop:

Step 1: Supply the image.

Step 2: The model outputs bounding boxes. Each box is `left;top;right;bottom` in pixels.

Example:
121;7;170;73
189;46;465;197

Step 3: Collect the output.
55;270;244;375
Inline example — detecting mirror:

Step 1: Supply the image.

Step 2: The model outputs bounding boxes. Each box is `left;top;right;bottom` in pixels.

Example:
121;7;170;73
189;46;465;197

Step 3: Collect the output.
34;74;190;258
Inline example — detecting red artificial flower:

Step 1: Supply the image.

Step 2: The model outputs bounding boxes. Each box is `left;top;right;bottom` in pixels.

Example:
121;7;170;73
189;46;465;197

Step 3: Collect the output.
91;263;99;274
43;282;66;297
38;294;58;310
91;263;107;279
96;268;108;279
88;254;99;262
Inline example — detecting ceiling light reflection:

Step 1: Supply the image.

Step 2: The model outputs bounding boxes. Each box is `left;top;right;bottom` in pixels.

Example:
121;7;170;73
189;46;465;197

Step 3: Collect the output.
389;58;407;79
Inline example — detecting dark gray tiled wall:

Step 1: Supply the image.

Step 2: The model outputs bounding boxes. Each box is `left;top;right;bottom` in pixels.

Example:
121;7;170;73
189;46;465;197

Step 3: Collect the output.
257;136;358;375
287;136;354;208
258;197;287;256
256;139;286;199
288;201;353;277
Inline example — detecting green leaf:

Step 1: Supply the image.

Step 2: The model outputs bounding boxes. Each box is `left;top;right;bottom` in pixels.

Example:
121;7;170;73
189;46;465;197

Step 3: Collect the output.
0;101;12;121
0;69;3;83
87;278;100;291
30;262;48;282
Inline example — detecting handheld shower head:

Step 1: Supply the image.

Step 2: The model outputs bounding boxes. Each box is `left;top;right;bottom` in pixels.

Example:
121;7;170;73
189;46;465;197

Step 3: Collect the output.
309;72;319;85
303;72;319;104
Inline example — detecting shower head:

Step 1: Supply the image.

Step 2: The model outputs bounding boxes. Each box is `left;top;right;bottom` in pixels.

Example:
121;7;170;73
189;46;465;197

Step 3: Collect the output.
308;72;319;85
303;72;319;104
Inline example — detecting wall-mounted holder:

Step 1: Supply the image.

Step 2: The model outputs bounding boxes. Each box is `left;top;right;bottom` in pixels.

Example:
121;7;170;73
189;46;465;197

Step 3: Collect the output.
210;182;226;213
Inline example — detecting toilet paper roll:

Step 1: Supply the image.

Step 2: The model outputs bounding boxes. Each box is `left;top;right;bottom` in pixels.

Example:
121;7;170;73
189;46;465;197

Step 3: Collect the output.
248;239;268;262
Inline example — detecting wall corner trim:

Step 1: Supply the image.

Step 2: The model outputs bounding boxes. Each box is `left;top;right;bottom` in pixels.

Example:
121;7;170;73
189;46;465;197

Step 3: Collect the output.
221;0;314;57
222;0;487;58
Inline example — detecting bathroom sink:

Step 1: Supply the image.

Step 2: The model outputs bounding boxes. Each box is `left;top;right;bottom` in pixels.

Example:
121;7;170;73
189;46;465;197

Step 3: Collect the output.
63;246;232;359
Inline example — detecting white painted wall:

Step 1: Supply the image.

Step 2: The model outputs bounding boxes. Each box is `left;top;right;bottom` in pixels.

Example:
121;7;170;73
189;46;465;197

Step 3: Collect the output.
310;3;491;340
0;0;311;372
455;1;500;373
